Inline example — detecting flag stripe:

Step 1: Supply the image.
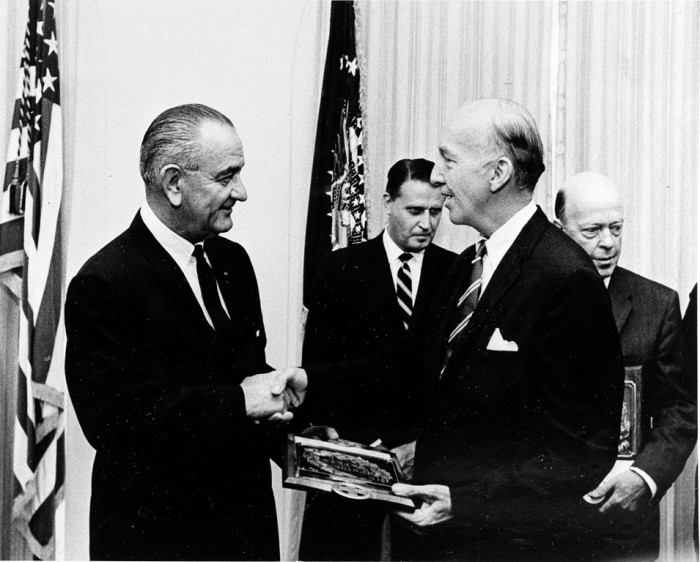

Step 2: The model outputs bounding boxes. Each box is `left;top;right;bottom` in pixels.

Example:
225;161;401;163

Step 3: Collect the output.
15;367;35;447
29;224;63;384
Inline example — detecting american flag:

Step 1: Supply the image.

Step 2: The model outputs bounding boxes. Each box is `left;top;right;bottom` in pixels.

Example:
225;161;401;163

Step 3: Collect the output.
2;0;66;558
303;0;367;307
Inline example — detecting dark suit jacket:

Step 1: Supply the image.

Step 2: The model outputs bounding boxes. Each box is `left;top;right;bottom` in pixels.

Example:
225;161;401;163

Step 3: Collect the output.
608;266;697;496
306;208;624;560
65;212;279;561
298;234;455;562
301;234;456;446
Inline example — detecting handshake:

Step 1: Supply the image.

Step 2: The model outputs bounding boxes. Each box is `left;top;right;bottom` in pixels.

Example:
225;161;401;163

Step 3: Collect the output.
241;367;308;422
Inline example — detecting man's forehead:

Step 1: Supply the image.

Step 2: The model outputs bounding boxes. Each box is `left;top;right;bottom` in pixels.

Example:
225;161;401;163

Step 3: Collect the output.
394;181;444;205
570;195;625;222
567;182;623;216
439;114;489;153
437;131;466;155
198;121;244;162
199;120;241;147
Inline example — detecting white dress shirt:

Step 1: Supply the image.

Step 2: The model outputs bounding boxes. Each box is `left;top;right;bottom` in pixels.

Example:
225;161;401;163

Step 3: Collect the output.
481;201;538;293
140;202;230;328
382;230;425;305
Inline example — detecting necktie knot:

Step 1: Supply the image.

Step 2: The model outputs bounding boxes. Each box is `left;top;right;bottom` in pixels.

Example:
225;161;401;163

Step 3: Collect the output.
193;244;205;261
474;239;487;261
399;252;413;264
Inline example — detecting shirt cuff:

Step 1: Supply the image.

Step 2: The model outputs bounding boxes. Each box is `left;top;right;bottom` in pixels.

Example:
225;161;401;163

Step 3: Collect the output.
629;466;658;499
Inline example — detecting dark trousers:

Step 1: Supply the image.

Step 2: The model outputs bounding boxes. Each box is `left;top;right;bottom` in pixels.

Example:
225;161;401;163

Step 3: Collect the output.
390;508;659;562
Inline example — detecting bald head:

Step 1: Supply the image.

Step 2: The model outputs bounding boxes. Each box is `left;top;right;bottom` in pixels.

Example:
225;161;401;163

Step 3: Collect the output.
555;172;625;278
431;98;545;236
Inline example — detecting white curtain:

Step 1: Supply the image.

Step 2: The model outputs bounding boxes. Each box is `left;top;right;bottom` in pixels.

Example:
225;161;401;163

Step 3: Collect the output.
556;1;698;298
356;1;698;560
357;1;555;252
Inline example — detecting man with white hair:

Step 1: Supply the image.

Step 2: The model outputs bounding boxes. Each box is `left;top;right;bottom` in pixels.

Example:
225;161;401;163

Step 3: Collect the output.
555;171;696;560
272;99;625;560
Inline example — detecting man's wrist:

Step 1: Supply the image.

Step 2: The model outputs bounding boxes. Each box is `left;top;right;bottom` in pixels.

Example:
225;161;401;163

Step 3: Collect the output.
629;466;657;499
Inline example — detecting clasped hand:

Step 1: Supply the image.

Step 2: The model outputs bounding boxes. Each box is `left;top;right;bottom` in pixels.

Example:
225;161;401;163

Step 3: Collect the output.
241;367;308;421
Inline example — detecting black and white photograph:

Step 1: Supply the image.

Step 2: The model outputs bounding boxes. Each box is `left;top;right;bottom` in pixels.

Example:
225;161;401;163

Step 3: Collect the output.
0;1;697;561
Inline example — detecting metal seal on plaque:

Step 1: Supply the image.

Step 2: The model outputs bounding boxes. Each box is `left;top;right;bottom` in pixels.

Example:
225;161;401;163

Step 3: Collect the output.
331;482;372;500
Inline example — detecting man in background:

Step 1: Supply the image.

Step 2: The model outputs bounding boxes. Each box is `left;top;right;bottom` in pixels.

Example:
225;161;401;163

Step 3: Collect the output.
65;104;292;560
299;158;456;560
555;171;697;561
275;99;624;560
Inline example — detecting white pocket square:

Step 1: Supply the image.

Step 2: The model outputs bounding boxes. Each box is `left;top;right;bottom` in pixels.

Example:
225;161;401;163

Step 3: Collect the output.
486;328;519;352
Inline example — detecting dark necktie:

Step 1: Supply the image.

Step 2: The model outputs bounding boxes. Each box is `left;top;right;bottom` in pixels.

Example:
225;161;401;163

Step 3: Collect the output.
441;239;487;375
396;253;413;330
192;244;230;331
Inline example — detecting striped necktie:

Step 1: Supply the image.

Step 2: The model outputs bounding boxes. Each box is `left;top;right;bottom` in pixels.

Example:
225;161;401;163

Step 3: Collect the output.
396;253;413;330
441;239;487;374
193;244;231;332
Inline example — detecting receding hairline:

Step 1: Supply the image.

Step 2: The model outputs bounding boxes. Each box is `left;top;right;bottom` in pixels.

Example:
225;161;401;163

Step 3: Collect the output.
441;98;545;191
556;172;624;222
139;104;238;187
450;99;535;147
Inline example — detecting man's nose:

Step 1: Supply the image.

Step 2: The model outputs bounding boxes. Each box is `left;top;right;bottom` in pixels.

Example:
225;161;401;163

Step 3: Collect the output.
417;212;430;229
231;178;248;202
598;228;614;249
431;166;445;187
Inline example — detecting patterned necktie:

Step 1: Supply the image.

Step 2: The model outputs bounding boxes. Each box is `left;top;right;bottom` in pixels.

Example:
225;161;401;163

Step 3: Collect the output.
192;244;231;331
441;239;487;374
396;253;413;330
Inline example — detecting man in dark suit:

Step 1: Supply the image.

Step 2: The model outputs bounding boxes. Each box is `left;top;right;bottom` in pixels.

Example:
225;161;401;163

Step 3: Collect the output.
65;104;293;561
273;99;624;560
555;171;697;560
299;158;456;560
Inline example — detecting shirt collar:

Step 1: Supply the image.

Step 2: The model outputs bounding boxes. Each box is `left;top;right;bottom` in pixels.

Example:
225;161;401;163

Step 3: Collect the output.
140;201;197;265
484;201;537;271
382;230;425;266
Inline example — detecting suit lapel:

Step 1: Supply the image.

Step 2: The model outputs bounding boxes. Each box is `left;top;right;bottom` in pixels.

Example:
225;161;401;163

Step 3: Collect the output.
608;268;633;334
129;213;216;338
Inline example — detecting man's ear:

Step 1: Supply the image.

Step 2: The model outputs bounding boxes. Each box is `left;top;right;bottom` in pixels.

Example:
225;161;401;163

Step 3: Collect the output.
161;165;183;207
383;192;392;214
489;156;513;193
